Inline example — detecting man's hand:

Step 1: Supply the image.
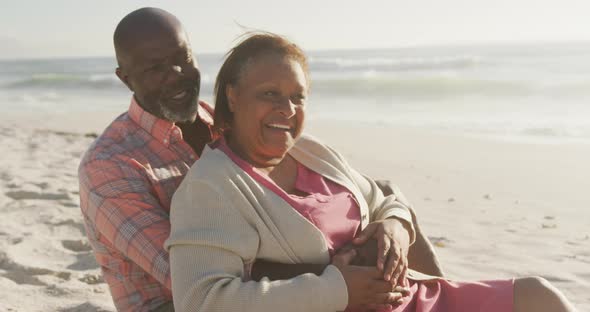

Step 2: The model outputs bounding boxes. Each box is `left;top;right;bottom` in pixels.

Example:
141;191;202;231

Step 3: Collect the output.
375;179;445;277
355;239;378;267
332;248;409;309
353;218;411;286
250;260;325;281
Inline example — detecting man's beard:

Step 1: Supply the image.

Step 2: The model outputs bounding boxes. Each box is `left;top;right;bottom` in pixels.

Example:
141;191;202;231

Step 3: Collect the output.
159;88;200;123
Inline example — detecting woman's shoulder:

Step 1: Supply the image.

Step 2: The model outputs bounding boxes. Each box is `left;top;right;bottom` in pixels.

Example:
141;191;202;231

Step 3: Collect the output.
170;145;238;221
294;133;326;149
184;144;237;183
292;134;346;165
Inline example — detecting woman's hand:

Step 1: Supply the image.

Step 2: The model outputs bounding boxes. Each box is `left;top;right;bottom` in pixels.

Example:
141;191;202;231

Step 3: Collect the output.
352;218;411;285
332;249;409;309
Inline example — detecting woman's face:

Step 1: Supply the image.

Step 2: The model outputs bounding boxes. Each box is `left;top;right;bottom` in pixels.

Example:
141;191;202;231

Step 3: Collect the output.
227;54;308;166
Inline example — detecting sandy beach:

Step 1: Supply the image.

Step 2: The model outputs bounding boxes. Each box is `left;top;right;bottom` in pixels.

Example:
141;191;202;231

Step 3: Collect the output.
0;112;588;311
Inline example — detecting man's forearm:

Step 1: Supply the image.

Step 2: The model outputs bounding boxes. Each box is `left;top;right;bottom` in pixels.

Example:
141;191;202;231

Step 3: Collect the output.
250;229;444;282
376;179;445;277
250;260;327;281
407;221;444;277
251;179;446;281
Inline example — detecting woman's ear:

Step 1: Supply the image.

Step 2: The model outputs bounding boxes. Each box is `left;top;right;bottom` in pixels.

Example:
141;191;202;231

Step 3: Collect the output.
226;85;237;113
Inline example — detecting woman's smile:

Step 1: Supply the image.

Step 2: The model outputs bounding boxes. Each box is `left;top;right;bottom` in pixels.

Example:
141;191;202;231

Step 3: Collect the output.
225;54;308;167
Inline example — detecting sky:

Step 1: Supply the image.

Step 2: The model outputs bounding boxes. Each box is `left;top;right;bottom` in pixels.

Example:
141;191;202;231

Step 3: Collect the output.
2;0;590;59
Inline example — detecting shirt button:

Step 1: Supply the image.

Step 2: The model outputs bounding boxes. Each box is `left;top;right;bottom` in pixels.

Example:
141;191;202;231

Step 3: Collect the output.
163;139;168;143
190;155;195;159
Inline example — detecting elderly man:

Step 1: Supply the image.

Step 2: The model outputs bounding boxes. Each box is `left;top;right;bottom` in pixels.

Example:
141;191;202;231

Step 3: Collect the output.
78;7;442;312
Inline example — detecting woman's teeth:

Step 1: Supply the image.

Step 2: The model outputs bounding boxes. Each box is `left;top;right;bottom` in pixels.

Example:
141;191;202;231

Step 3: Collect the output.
267;124;290;130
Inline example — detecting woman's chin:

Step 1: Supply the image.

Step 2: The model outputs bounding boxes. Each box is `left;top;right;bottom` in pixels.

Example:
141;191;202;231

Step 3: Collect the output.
257;146;291;164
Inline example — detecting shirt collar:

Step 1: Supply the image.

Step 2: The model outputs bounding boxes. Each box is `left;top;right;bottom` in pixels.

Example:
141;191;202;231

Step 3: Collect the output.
128;97;177;146
127;96;215;147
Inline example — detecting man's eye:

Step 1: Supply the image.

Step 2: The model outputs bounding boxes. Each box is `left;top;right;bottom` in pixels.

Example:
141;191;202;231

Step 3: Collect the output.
264;91;278;96
146;64;167;73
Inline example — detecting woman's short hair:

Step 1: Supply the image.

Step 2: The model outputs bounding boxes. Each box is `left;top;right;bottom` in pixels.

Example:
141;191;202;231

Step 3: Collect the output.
213;32;309;133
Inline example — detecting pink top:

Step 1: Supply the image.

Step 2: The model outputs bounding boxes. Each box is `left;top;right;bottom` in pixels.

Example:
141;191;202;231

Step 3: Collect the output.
213;139;514;312
213;138;361;254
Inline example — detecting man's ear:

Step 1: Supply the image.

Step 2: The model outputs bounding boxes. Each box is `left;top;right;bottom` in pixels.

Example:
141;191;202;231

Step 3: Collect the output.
226;85;237;113
116;67;133;91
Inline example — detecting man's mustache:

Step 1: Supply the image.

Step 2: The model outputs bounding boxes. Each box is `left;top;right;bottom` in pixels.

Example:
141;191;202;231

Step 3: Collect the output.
162;79;201;99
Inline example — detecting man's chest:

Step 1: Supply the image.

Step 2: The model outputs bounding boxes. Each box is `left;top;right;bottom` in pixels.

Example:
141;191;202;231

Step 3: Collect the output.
131;142;198;212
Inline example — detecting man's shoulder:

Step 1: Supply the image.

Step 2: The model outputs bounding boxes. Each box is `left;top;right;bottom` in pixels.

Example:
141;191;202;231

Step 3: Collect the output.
197;100;214;126
79;112;144;168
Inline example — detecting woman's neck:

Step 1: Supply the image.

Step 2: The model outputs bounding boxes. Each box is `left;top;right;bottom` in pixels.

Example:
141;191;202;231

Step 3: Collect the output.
225;135;298;193
225;135;282;173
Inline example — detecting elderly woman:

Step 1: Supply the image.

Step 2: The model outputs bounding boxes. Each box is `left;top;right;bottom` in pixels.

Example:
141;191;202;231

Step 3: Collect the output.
165;33;576;312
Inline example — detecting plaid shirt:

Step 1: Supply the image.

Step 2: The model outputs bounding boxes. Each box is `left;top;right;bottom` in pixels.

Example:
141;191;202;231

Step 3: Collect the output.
78;97;215;311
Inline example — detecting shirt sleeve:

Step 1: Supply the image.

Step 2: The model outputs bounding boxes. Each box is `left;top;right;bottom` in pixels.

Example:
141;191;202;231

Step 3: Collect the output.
79;157;172;289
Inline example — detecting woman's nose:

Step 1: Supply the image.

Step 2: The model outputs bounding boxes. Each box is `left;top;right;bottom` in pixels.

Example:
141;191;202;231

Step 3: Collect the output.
276;97;296;118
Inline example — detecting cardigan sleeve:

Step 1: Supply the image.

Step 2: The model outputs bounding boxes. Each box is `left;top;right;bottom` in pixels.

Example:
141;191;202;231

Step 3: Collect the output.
322;144;417;245
165;179;349;312
349;169;416;244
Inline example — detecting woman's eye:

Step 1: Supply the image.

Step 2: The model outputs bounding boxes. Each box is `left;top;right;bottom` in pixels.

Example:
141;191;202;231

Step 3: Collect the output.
291;94;306;104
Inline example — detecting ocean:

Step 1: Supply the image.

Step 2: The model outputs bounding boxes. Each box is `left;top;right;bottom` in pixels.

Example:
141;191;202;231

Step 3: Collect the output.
1;42;589;143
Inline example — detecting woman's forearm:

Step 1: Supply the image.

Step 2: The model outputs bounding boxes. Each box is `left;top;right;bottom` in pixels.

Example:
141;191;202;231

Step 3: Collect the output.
170;246;348;312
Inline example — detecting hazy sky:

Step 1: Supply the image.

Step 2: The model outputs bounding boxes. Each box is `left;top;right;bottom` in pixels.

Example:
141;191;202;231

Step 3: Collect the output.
2;0;590;59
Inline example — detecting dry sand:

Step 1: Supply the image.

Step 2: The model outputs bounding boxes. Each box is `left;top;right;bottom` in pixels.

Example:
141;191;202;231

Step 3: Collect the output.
0;112;588;311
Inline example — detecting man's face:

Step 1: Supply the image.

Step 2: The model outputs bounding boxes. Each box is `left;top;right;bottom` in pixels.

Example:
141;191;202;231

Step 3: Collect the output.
117;29;201;123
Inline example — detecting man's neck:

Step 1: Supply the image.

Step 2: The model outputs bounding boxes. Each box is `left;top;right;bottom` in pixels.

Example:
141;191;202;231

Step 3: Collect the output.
177;119;211;156
132;95;212;156
133;95;160;118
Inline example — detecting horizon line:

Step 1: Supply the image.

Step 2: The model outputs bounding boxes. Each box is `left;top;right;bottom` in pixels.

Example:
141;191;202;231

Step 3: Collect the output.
2;38;590;62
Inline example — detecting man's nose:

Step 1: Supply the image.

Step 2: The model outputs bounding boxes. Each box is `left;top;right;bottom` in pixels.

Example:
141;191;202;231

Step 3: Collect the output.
164;64;199;83
171;65;183;74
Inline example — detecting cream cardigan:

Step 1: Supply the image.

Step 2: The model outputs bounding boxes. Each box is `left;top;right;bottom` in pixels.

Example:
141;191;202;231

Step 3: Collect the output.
165;135;418;312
